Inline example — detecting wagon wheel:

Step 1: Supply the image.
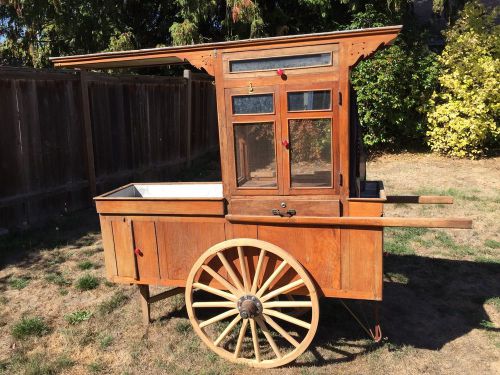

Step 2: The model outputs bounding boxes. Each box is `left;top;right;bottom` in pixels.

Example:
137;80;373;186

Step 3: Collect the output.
185;238;319;368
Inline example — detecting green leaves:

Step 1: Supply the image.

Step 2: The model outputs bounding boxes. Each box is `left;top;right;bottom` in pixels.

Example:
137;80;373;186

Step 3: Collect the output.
427;1;499;158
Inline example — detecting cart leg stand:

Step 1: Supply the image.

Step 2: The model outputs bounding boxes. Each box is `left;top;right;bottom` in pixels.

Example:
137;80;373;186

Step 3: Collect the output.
137;286;186;326
138;285;151;326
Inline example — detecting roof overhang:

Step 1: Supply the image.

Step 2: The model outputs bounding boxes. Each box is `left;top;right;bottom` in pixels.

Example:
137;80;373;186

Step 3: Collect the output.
49;25;402;74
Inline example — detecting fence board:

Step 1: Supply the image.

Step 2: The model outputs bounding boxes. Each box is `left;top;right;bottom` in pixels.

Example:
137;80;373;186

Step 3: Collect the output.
0;67;218;229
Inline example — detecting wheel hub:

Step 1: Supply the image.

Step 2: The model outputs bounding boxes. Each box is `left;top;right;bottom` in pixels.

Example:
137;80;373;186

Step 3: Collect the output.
237;295;263;319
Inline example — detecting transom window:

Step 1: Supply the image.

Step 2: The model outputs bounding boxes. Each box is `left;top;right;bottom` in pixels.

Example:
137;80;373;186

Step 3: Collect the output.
288;90;331;111
232;94;274;115
229;53;332;73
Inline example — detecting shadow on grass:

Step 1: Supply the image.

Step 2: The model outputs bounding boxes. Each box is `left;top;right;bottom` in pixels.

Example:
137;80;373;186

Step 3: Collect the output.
305;254;500;367
0;209;100;272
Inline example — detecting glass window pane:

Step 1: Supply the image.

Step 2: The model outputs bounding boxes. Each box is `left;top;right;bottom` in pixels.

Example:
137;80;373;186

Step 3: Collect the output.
289;119;332;188
232;94;273;114
234;122;277;188
230;53;331;72
288;90;331;111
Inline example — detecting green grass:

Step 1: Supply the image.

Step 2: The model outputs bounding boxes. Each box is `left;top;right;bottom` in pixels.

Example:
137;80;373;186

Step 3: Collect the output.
88;360;106;373
75;274;100;291
384;227;429;255
98;291;128;315
175;320;192;335
99;334;114;349
45;272;71;286
65;310;93;325
484;239;500;249
434;232;476;256
486;297;500;312
77;260;95;270
12;317;50;339
8;276;30;290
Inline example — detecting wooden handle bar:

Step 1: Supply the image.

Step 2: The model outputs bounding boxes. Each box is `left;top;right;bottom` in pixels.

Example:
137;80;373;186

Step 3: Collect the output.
225;215;472;229
385;195;453;204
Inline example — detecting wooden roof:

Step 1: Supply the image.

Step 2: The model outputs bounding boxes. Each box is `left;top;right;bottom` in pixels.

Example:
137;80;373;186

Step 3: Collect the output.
49;25;402;73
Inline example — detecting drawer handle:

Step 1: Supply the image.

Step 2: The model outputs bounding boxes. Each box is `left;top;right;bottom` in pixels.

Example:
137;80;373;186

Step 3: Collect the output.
134;248;143;257
271;209;296;217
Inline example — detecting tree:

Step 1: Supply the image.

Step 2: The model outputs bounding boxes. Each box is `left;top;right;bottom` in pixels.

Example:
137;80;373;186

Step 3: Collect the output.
426;1;499;158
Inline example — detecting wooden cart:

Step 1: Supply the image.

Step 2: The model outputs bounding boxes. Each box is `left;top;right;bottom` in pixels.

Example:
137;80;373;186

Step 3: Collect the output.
52;26;472;368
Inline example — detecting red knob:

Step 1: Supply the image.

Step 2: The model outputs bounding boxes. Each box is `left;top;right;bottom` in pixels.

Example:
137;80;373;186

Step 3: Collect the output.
281;139;289;149
134;248;143;256
276;68;284;76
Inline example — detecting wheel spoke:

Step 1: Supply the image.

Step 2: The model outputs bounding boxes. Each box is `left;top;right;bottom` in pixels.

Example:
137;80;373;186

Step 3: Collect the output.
256;260;288;298
262;314;300;348
214;315;242;346
199;309;239;328
260;279;305;303
234;319;248;359
250;319;261;362
217;252;245;291
263;301;312;309
237;246;250;292
201;265;240;296
192;301;236;308
251;249;266;294
255;316;282;359
193;282;238;302
263;309;311;330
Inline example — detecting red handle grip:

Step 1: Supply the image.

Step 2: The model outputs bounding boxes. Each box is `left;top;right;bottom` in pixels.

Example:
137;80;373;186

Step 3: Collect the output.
134;248;143;256
282;139;289;149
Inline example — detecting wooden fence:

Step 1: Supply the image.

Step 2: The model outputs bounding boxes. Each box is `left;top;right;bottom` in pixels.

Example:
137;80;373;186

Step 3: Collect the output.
0;67;219;230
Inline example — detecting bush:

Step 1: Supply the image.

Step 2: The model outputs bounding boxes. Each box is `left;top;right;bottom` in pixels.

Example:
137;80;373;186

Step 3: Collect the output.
427;1;500;158
12;317;50;339
75;274;100;291
349;6;440;151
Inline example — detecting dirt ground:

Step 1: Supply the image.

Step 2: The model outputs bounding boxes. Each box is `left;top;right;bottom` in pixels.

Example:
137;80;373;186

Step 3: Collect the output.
0;153;499;375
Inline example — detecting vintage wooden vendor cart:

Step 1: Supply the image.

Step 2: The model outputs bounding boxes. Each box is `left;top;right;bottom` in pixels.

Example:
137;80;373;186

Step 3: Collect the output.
51;26;472;368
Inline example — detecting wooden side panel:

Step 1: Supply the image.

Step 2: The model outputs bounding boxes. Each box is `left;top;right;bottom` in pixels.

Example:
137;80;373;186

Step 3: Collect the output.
156;221;226;281
111;218;136;279
132;221;160;280
99;215;118;278
257;226;341;292
342;227;382;298
224;222;258;239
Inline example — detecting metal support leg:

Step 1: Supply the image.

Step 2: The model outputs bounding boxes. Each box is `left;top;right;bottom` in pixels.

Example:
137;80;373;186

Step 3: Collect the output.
138;284;151;326
340;299;383;343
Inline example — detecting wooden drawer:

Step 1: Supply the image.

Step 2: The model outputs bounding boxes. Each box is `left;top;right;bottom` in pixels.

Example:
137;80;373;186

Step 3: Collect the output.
229;197;340;217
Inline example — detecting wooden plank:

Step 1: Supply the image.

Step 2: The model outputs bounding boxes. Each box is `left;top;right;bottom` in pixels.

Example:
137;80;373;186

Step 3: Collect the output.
132;220;160;280
386;195;454;204
156;221;225;281
95;199;225;216
80;70;97;197
111;218;136;278
226;214;473;229
99;215;118;277
184;70;193;166
138;284;151;325
148;287;185;304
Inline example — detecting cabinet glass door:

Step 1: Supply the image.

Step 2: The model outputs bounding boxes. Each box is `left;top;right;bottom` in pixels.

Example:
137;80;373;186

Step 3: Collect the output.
282;82;339;195
225;86;282;195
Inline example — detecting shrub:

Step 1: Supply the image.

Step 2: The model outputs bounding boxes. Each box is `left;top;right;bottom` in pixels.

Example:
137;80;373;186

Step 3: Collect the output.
75;274;100;291
12;317;50;339
346;5;440;151
427;1;500;158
